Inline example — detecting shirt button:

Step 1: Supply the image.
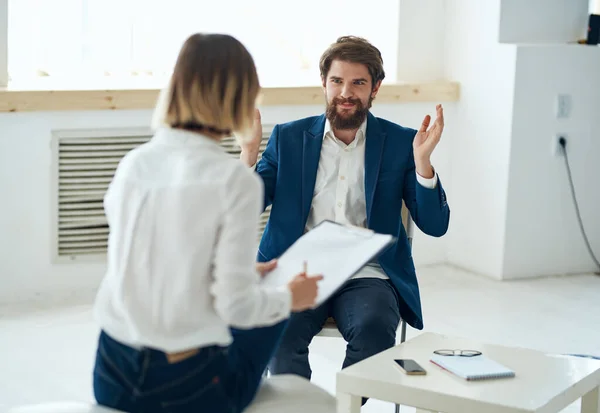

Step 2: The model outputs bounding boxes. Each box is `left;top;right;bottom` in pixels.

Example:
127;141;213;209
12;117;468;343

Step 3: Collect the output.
340;176;345;180
337;202;342;208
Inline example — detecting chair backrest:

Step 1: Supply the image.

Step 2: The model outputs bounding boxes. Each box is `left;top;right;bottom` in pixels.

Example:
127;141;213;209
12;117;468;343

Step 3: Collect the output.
401;201;414;247
399;202;412;342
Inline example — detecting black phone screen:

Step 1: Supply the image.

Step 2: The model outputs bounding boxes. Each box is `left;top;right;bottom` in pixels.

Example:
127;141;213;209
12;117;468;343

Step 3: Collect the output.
394;359;426;373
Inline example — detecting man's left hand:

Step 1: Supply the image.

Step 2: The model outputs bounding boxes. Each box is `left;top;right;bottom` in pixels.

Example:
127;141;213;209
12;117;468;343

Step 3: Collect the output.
256;259;277;278
413;104;444;178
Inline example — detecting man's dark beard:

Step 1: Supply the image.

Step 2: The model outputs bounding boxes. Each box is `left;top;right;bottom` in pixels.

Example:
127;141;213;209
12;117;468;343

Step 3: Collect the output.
325;96;371;130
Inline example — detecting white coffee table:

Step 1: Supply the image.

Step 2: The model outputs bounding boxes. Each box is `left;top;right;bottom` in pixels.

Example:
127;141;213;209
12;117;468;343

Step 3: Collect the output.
336;332;600;413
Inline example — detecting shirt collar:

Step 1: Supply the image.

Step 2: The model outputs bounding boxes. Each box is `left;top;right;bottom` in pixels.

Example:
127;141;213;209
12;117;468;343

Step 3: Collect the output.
152;126;226;151
323;117;368;148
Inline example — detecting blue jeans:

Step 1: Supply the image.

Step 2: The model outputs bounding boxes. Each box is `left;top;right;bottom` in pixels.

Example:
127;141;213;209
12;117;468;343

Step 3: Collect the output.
268;278;401;379
93;320;288;413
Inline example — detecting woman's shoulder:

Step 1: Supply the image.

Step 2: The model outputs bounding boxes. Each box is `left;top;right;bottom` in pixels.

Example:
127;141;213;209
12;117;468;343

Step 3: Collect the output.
223;159;263;191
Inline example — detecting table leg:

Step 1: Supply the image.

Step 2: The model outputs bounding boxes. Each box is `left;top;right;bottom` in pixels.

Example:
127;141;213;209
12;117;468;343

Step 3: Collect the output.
337;392;362;413
581;386;599;413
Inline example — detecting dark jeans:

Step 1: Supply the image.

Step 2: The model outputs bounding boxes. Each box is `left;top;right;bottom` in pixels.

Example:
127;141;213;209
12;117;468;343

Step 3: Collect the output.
268;278;401;378
93;319;288;413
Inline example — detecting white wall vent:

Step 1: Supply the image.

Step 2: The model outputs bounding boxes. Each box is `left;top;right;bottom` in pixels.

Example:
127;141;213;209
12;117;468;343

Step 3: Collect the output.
51;125;274;261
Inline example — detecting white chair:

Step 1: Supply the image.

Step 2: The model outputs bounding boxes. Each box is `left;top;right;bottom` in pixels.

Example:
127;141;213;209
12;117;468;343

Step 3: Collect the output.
316;202;414;413
245;374;335;413
7;375;336;413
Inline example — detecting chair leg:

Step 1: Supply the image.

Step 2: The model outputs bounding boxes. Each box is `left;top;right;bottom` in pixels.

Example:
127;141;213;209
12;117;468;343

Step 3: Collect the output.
394;322;408;412
400;320;407;343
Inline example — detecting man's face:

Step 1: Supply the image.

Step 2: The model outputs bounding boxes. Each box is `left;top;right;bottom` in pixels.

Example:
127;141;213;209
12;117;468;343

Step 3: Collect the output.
322;59;381;130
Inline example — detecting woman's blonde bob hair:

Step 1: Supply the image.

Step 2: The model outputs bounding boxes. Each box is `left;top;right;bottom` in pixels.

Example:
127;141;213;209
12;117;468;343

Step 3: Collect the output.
152;33;260;138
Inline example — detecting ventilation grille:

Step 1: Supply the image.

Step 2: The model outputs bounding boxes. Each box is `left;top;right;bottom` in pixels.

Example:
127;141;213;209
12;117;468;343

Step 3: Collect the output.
55;126;273;258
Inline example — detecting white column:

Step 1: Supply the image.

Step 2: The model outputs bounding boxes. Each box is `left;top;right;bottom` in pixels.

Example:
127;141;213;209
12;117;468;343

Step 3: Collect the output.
0;0;8;87
396;0;447;82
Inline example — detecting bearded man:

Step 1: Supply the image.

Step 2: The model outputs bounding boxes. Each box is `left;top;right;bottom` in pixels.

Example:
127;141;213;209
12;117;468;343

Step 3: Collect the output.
239;36;450;382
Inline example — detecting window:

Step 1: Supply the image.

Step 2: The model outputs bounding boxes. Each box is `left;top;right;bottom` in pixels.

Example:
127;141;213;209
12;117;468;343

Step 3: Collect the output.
7;0;400;88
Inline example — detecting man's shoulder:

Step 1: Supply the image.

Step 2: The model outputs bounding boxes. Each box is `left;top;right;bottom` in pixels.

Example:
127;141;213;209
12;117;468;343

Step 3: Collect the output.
372;116;417;138
275;115;323;133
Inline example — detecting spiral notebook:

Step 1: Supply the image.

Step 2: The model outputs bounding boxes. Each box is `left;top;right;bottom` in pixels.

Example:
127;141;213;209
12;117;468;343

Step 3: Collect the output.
430;354;515;381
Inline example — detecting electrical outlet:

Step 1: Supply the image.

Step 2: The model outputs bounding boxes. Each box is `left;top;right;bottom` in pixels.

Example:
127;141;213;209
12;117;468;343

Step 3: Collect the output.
552;134;566;156
556;94;572;119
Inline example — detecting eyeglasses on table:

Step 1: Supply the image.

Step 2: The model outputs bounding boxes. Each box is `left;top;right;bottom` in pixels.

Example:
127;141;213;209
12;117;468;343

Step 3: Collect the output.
433;349;482;357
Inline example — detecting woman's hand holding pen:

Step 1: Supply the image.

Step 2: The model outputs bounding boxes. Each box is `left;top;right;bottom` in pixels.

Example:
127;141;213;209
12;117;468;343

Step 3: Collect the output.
288;261;323;312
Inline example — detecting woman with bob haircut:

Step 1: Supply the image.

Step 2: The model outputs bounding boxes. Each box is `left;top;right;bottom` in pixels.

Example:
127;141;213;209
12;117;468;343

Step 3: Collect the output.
91;33;322;413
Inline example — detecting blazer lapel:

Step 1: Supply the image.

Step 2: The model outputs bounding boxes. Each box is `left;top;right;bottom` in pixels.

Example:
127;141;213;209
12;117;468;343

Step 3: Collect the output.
364;113;386;226
302;116;326;223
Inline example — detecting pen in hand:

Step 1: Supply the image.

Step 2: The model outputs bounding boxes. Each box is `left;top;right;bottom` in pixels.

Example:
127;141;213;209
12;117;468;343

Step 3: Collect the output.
289;260;323;312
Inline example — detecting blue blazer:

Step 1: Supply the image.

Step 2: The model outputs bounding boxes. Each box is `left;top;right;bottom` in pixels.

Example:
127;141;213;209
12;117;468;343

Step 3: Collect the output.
255;112;450;329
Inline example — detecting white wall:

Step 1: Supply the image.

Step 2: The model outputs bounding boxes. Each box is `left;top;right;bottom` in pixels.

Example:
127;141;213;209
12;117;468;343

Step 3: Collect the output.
499;0;589;44
440;0;600;279
0;103;456;305
396;0;447;82
443;0;517;279
0;110;150;305
394;0;454;265
371;103;456;267
4;0;598;307
0;0;7;87
503;45;600;278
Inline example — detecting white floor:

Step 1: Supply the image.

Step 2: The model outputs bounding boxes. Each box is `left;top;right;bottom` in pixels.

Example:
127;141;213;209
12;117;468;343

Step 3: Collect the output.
1;264;599;413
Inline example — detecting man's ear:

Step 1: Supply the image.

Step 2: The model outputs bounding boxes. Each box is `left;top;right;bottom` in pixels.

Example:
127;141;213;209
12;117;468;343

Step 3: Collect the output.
371;80;382;98
321;76;327;93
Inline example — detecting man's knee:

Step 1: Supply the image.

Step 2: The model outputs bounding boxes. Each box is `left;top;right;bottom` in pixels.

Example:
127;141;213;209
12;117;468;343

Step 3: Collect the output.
276;312;321;349
348;313;399;350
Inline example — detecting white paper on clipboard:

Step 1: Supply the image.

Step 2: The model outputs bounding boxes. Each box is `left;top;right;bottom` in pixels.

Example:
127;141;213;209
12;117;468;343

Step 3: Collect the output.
260;220;395;306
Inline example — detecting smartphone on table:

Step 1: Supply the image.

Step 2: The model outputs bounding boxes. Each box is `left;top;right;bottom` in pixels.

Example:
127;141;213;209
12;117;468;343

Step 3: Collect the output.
394;359;427;375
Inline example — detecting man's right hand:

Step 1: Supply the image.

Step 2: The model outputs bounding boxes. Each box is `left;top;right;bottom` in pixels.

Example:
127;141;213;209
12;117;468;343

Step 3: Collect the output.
288;272;323;312
240;109;263;167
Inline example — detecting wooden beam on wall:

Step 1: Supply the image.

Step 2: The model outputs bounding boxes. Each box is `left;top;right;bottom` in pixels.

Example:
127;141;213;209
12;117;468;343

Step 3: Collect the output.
0;82;460;113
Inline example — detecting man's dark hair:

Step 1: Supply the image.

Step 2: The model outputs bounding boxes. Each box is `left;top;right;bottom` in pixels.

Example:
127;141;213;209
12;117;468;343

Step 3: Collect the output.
319;36;385;88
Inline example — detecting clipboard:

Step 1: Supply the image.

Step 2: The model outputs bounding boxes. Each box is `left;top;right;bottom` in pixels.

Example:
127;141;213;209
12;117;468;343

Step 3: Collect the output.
260;220;395;306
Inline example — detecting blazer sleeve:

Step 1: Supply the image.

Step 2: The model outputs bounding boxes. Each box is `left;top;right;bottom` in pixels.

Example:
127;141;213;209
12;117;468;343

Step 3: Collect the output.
402;149;450;237
255;124;280;212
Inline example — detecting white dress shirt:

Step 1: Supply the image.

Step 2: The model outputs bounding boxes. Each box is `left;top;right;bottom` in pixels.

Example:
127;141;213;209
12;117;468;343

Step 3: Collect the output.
305;118;437;280
93;127;291;353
